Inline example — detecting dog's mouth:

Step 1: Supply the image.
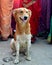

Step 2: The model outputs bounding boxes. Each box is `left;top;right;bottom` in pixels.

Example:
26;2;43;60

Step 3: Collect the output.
19;16;28;22
20;17;24;21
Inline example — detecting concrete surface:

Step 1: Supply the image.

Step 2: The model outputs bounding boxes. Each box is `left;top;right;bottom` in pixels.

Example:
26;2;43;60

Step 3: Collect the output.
0;38;52;65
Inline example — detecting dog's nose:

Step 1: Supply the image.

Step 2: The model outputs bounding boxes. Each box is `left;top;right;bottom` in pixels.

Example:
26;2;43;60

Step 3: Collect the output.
24;16;28;20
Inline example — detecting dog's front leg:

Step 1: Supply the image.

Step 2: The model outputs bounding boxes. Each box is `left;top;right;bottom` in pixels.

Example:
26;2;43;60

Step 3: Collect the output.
14;41;20;64
26;37;31;61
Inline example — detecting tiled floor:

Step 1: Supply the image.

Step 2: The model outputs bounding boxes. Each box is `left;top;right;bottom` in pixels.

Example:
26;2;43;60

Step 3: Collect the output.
0;38;52;65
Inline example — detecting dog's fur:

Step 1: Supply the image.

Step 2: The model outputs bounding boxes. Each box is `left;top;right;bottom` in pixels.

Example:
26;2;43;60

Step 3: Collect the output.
10;8;32;64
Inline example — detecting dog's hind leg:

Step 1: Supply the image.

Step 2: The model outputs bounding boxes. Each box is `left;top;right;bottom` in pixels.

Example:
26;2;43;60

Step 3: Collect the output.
10;39;16;56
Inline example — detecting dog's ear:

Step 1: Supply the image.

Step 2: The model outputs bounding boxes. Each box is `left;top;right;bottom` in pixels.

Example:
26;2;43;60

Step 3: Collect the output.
13;9;18;18
28;9;32;17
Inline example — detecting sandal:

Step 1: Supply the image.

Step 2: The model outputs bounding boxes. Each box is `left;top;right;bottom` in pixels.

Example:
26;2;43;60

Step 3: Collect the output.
31;37;36;44
0;37;8;41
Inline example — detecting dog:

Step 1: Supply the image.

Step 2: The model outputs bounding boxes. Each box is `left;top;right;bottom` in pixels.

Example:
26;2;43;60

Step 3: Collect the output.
10;8;32;64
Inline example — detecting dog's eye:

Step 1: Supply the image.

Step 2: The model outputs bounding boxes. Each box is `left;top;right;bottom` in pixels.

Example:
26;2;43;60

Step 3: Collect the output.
20;11;23;13
26;11;28;13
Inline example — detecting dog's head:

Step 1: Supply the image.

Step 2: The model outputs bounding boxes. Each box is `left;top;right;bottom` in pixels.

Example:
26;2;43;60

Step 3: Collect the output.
13;8;31;24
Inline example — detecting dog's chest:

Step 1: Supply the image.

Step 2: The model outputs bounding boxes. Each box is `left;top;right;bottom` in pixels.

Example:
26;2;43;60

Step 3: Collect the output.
16;33;31;52
16;33;28;43
17;33;31;44
16;34;28;51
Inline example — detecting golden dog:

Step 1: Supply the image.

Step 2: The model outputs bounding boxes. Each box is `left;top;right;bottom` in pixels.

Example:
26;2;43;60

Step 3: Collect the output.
10;8;32;64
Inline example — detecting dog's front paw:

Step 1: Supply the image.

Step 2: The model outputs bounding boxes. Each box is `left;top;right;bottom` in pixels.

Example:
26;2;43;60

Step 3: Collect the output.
26;56;31;61
14;59;19;64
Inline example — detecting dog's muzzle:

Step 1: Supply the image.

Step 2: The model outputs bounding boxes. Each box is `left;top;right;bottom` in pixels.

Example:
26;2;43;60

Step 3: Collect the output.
24;16;28;20
20;16;28;22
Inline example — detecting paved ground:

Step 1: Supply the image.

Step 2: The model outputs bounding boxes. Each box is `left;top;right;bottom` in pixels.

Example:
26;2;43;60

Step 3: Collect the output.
0;38;52;65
